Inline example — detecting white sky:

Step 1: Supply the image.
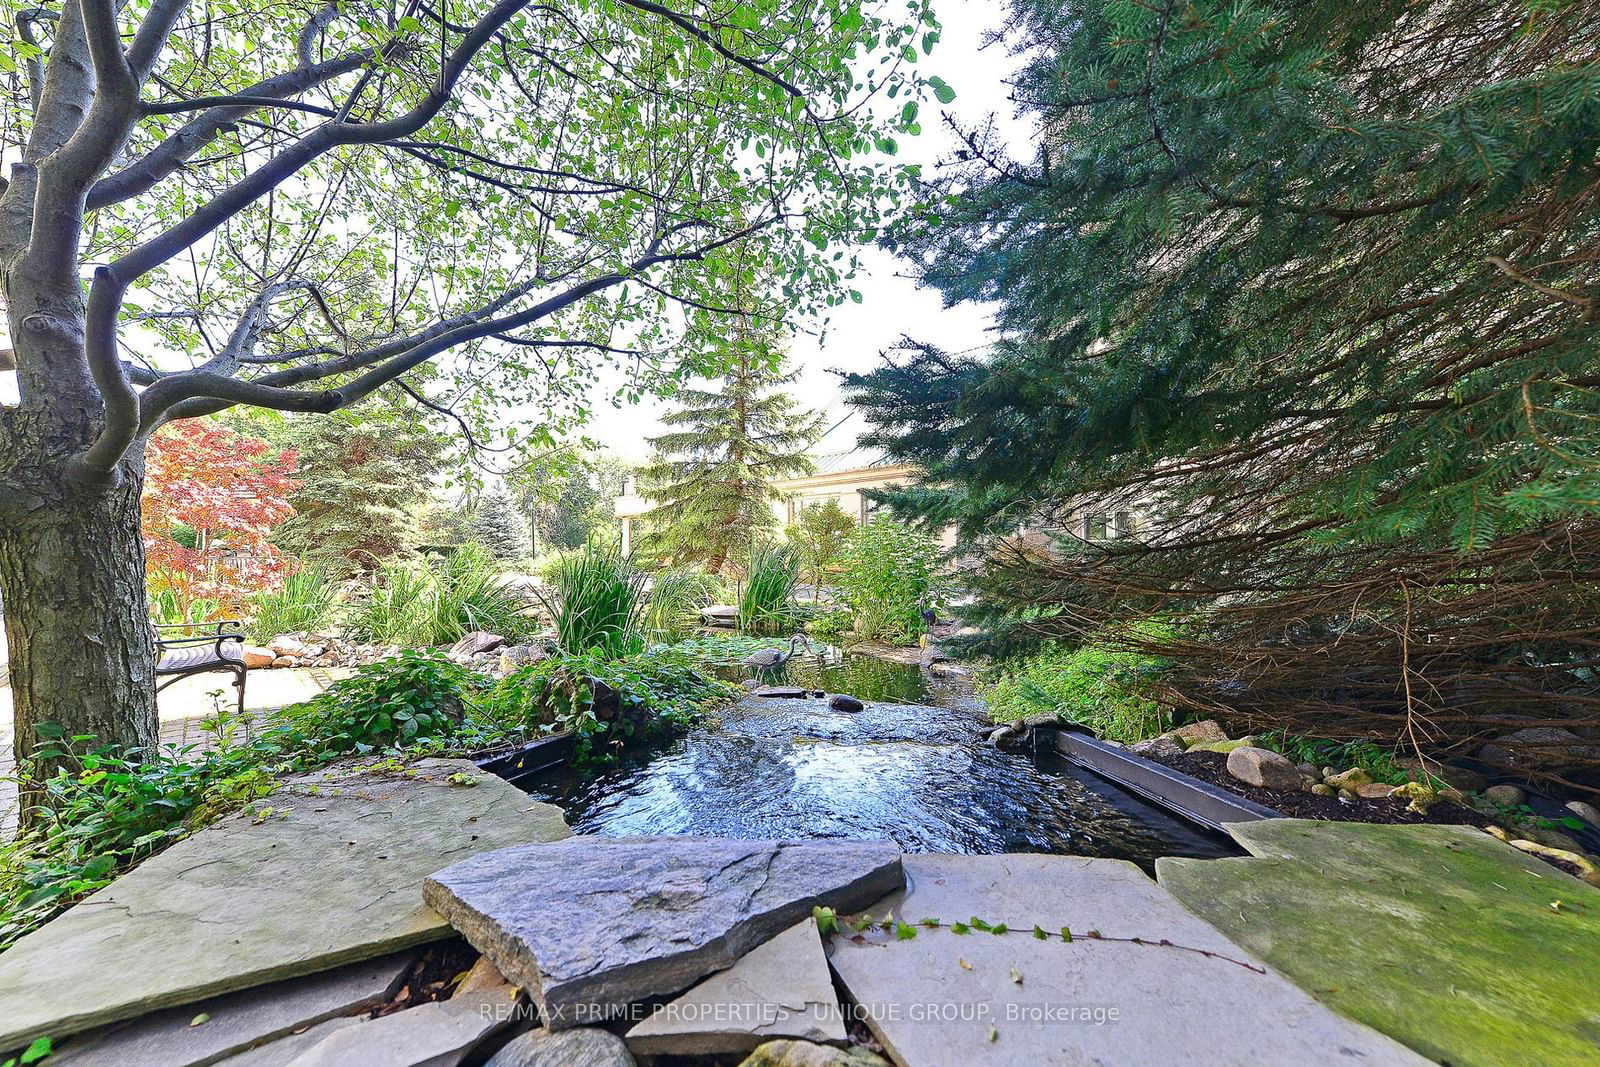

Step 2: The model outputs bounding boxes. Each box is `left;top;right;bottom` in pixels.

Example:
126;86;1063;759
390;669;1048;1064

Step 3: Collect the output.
582;0;1030;462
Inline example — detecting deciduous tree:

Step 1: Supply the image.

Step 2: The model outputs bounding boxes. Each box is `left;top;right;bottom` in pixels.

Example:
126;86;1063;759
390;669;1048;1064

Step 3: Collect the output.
0;0;937;771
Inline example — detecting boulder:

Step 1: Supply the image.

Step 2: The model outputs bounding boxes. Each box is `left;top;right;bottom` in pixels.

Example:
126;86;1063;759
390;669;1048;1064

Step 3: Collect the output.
1479;727;1600;771
486;1028;635;1067
241;645;277;669
267;634;323;658
450;631;508;657
422;837;903;1030
1310;784;1336;797
1566;801;1600;828
1484;784;1526;807
269;977;521;1066
1129;736;1185;761
1185;736;1259;754
1225;747;1302;791
1171;720;1228;747
1354;782;1396;799
1325;768;1374;792
738;1041;891;1067
827;694;865;713
271;656;295;668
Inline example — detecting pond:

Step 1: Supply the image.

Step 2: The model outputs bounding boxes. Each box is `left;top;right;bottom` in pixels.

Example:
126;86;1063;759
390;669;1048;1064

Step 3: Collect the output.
523;653;1236;870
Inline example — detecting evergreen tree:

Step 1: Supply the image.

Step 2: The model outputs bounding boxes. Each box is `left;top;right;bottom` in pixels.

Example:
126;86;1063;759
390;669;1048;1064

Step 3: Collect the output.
510;452;630;551
471;491;532;561
642;325;823;572
272;404;449;579
848;0;1600;777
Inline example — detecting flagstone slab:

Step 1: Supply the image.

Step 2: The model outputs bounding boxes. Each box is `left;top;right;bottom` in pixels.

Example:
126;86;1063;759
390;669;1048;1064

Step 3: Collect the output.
52;949;416;1066
626;918;845;1055
1157;819;1600;1067
423;836;902;1029
827;853;1426;1066
271;979;521;1066
0;758;569;1051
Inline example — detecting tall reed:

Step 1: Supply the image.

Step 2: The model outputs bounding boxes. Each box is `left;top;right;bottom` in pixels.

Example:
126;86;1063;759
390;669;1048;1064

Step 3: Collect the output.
536;541;647;657
738;545;800;634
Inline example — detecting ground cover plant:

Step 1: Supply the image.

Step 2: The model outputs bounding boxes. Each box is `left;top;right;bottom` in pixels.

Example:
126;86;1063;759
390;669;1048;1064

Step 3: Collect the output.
980;634;1172;742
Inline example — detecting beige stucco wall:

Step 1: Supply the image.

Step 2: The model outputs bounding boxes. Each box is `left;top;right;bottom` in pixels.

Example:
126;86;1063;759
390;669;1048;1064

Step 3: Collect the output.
771;464;959;549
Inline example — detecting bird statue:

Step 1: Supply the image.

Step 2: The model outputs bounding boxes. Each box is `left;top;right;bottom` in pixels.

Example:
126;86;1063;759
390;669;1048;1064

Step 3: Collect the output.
744;634;813;674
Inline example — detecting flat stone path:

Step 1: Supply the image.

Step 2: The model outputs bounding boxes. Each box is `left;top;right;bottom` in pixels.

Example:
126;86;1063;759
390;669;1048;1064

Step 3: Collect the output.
828;853;1426;1066
0;758;568;1051
1159;819;1600;1067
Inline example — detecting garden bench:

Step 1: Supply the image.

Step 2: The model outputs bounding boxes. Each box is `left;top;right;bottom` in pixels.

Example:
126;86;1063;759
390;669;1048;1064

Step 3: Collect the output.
152;620;248;724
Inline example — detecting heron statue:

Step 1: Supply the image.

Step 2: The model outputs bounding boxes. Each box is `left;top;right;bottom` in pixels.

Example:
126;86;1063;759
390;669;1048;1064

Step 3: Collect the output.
744;634;814;674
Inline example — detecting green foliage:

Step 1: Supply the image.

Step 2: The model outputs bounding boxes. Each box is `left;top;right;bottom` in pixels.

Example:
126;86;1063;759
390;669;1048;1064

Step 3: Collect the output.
352;544;531;647
148;589;223;627
471;490;532;561
535;541;646;658
511;452;629;552
643;568;723;642
653;633;799;667
1255;733;1414;786
279;651;488;755
835;517;943;643
248;568;340;642
1;727;277;952
785;500;856;600
738;544;802;634
484;649;738;763
640;342;823;572
268;404;449;578
980;638;1171;742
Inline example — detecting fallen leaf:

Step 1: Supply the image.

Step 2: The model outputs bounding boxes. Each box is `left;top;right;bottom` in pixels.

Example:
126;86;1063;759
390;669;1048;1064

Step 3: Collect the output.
189;1013;210;1027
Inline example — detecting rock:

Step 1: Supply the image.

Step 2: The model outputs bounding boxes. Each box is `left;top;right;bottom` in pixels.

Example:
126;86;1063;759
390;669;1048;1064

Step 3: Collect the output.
1391;782;1438;813
1225;747;1302;790
827;694;865;713
738;1040;890;1067
1321;766;1337;779
1566;801;1600;827
1339;788;1358;801
1479;727;1600;771
272;978;521;1067
1394;757;1485;793
985;725;1019;748
1129;736;1185;761
487;1028;636;1067
52;950;416;1067
1310;784;1336;797
450;631;508;657
1325;768;1374;792
498;645;547;673
755;686;809;699
1484;784;1526;807
1171;720;1228;747
829;853;1424;1067
625;919;844;1055
1161;820;1600;1067
240;645;276;669
1185;736;1259;754
929;663;971;679
267;634;323;658
0;759;570;1051
1355;782;1396;799
272;656;295;668
701;605;740;627
1295;762;1320;779
423;837;904;1031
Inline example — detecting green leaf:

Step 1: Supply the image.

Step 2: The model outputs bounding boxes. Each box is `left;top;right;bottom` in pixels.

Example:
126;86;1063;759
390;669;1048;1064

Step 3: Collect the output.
928;75;956;104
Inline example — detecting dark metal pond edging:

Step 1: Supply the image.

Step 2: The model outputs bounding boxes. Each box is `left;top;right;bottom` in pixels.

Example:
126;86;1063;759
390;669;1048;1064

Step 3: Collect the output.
472;733;575;790
1048;726;1281;833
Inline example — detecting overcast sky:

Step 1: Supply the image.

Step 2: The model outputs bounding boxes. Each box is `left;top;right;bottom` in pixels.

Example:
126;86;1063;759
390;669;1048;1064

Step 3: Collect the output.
585;0;1030;462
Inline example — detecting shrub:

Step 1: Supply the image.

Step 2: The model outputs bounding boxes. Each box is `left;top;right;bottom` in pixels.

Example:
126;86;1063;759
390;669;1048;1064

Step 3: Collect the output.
785;500;855;600
835;517;944;643
351;543;531;647
249;568;340;642
980;637;1171;741
149;589;224;627
278;650;489;755
739;544;801;634
535;541;646;658
644;568;723;641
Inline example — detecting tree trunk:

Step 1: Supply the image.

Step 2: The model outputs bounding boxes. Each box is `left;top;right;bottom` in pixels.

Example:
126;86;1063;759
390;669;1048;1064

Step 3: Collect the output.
0;441;155;779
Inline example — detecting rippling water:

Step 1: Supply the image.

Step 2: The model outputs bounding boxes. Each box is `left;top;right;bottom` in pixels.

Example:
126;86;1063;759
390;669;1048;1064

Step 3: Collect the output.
523;692;1236;869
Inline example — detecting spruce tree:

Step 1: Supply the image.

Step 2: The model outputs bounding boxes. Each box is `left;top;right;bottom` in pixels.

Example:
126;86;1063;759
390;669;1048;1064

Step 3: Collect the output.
271;404;448;579
847;0;1600;777
471;490;533;561
642;332;823;573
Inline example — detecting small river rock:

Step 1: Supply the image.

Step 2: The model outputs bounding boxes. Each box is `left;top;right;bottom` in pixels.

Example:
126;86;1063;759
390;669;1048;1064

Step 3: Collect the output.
1226;747;1302;790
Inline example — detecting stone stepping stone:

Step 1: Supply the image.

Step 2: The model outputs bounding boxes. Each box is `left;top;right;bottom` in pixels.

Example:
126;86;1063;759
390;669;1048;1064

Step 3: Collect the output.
827;853;1425;1066
0;759;569;1051
625;918;845;1056
423;836;902;1030
52;949;416;1066
259;978;521;1066
1158;819;1600;1067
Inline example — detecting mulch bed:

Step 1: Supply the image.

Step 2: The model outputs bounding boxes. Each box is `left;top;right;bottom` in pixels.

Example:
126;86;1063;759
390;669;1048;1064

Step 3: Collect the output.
1153;750;1491;828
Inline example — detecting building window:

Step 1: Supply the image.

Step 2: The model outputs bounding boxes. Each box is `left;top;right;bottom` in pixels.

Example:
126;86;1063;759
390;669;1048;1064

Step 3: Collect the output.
1084;513;1109;541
